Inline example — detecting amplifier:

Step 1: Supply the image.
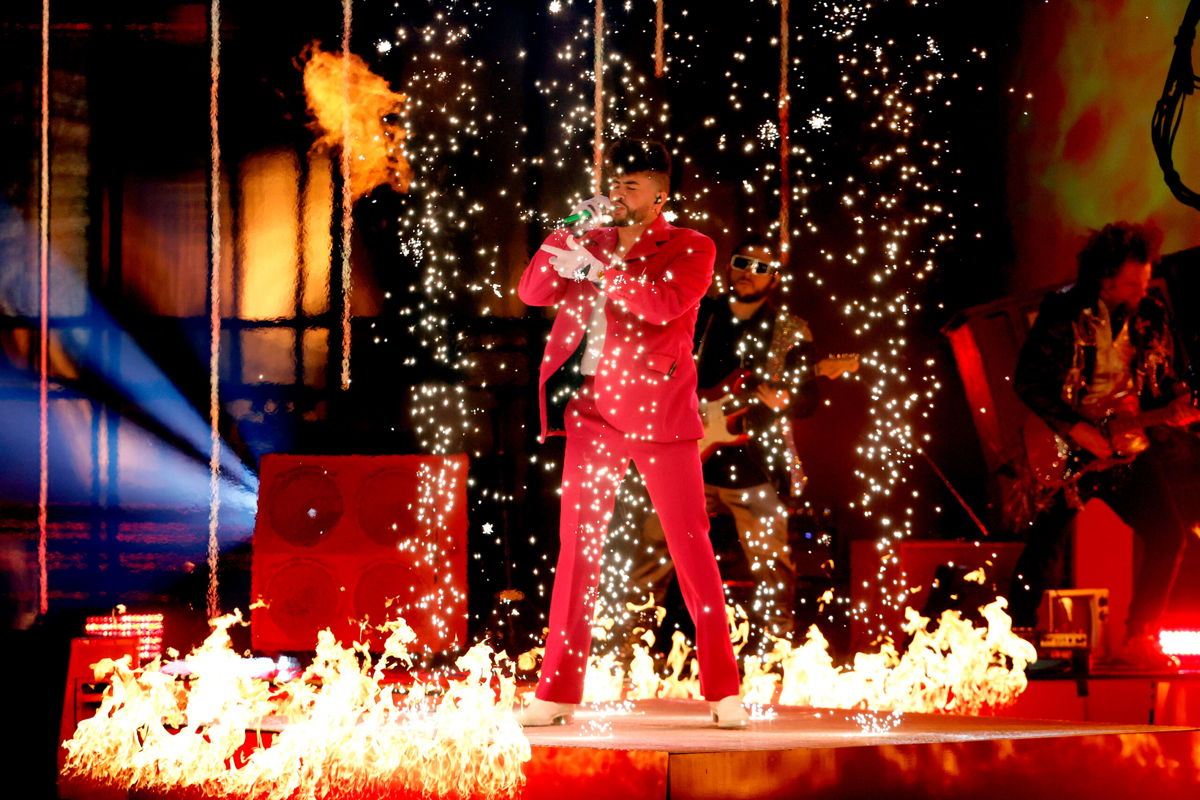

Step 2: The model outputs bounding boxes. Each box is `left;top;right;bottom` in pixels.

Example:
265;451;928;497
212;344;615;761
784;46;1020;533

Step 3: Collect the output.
1040;588;1109;664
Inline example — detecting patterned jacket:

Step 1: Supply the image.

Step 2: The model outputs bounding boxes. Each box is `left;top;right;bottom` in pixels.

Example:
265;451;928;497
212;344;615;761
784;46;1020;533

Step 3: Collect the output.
1014;283;1180;439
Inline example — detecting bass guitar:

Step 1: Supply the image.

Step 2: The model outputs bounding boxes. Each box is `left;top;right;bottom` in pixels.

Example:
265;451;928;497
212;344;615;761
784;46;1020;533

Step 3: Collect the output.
1022;392;1200;488
697;354;859;461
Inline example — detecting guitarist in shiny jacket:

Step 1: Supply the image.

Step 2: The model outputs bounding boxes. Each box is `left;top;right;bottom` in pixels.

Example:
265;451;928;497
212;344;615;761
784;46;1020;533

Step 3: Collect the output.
1010;221;1198;668
628;234;821;645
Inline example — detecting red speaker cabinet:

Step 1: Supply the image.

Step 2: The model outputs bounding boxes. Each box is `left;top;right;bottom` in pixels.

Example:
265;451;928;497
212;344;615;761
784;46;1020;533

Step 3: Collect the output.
251;454;468;654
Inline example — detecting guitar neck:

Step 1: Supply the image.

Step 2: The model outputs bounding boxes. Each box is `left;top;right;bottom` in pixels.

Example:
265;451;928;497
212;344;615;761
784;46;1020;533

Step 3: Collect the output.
1107;405;1177;437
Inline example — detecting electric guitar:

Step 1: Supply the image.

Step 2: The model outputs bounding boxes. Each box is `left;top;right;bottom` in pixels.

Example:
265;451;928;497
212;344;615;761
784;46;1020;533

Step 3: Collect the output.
1022;392;1200;488
697;354;859;461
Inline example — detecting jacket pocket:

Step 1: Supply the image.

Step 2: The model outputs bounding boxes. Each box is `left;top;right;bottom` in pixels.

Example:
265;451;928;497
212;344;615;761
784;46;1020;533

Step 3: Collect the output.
644;352;677;376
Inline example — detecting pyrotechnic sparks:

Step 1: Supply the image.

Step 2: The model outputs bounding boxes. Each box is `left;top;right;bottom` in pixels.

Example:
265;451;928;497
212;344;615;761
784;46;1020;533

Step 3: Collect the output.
314;0;992;655
852;709;904;734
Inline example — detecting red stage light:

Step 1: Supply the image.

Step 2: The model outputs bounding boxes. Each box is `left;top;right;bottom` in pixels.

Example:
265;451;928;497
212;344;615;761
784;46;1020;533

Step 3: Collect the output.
84;613;164;662
1158;629;1200;657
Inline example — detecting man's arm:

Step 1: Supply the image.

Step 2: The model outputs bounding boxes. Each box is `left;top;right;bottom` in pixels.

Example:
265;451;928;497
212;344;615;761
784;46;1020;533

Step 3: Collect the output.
751;335;820;422
518;229;574;307
602;234;716;326
1014;292;1107;455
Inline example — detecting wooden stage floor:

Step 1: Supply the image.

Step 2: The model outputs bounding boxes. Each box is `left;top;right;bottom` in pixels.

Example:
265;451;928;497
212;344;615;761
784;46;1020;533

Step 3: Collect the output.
521;698;1200;799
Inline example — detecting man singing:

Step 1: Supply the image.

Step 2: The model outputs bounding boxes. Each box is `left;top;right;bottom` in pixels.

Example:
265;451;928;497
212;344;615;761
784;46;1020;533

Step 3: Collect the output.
516;138;746;728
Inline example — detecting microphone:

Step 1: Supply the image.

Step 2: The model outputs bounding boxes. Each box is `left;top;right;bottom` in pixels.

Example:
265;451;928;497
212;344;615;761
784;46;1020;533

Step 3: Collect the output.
561;196;615;227
561;209;595;225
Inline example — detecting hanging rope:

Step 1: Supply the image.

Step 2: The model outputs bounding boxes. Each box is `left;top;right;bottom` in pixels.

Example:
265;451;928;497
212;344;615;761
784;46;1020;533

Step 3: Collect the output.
778;0;791;268
37;0;50;617
206;0;223;621
340;0;354;390
593;0;605;194
654;0;664;77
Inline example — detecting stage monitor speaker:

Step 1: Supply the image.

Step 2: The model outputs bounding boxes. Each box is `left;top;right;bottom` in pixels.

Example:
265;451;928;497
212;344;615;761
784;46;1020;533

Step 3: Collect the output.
251;454;468;653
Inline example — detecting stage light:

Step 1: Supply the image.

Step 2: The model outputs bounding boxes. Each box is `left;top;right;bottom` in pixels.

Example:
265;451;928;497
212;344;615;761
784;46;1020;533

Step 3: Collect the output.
84;612;164;662
0;204;259;515
1159;629;1200;658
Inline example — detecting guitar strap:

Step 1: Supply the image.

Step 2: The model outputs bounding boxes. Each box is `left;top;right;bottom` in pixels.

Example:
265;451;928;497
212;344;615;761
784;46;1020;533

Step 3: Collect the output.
765;308;811;377
765;308;813;499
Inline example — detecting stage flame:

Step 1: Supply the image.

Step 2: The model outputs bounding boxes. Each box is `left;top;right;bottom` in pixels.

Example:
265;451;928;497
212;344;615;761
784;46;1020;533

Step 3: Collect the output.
301;44;412;200
573;596;1036;714
61;611;530;800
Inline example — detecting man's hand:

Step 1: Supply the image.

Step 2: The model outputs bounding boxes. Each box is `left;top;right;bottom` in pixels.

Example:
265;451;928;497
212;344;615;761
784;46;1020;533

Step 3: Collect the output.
567;195;614;230
539;235;606;282
756;384;791;412
1067;421;1113;460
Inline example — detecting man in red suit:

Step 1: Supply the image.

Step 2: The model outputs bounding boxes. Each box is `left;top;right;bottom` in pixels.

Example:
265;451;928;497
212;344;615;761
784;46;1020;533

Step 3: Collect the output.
516;139;746;728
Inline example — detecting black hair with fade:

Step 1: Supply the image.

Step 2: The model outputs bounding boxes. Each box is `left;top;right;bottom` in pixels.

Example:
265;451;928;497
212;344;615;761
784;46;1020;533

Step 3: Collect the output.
603;138;672;183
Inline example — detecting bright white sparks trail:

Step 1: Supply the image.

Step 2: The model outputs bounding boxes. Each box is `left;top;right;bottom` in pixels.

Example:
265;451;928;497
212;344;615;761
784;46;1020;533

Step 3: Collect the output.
338;0;988;654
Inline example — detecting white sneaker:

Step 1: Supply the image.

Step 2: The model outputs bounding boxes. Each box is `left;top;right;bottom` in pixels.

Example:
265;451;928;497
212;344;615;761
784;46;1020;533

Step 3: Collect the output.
516;697;576;727
710;695;749;729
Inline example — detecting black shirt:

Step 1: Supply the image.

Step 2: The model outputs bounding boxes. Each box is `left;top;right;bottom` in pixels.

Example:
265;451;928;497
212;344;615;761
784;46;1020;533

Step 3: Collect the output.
695;298;780;489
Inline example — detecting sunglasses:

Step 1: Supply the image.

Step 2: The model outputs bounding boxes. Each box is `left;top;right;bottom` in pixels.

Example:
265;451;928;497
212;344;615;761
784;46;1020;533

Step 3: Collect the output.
730;255;776;275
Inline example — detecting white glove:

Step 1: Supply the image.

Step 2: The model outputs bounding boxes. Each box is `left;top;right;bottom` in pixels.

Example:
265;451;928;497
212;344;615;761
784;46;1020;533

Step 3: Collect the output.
540;235;607;283
567;195;614;230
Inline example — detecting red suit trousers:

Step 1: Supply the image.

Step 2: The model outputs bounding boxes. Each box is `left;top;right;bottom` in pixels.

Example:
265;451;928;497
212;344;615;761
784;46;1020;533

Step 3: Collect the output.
536;381;741;703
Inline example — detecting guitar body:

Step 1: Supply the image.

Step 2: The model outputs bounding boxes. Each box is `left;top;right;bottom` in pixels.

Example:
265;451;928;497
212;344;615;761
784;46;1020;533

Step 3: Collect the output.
698;370;753;462
697;396;750;460
695;355;860;462
1021;394;1162;489
1021;414;1094;489
1104;393;1152;458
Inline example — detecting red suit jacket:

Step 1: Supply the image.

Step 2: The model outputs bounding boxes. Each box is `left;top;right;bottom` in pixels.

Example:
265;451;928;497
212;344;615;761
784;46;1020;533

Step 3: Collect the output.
518;214;716;443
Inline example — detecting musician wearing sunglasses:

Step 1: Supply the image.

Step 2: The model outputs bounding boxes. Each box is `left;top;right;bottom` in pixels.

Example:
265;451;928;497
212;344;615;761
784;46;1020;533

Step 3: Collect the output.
626;234;824;649
1010;221;1200;670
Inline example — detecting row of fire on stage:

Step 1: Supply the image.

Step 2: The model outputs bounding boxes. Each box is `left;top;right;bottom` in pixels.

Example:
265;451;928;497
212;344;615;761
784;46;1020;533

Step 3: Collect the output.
74;453;1184;677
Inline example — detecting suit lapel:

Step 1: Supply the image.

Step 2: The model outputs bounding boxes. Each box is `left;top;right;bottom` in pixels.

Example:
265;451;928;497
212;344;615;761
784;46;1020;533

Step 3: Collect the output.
582;227;620;262
623;214;673;266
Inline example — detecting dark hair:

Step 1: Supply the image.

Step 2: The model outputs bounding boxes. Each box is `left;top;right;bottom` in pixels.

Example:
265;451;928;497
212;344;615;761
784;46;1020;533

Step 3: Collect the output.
733;233;776;257
603;138;672;182
1076;222;1163;290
